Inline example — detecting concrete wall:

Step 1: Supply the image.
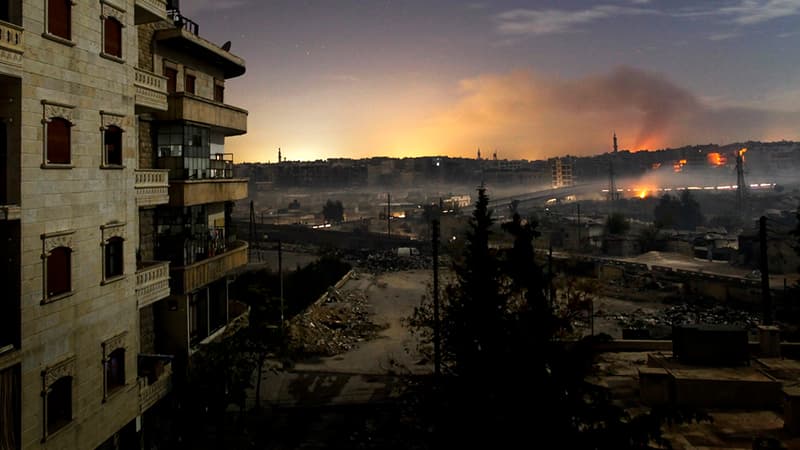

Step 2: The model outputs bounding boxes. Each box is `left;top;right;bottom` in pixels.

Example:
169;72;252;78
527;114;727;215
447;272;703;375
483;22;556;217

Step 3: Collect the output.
168;178;248;207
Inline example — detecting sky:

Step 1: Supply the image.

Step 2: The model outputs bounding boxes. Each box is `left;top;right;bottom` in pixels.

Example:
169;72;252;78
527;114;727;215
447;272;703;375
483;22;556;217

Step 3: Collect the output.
180;0;800;162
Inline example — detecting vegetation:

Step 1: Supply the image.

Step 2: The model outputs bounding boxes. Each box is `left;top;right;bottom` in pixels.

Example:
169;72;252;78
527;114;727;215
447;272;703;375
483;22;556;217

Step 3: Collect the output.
322;199;345;223
405;186;708;448
654;189;704;230
605;211;631;235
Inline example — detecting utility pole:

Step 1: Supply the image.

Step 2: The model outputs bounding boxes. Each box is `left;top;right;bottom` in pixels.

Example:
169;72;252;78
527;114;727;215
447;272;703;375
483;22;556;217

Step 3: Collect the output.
548;244;554;307
249;200;256;262
279;240;284;329
387;193;391;237
432;219;441;377
759;216;772;325
576;202;581;250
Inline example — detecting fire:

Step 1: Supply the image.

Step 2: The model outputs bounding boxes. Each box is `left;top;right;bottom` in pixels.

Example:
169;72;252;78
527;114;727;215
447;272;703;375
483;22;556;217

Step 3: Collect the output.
707;152;726;166
738;147;747;163
673;159;687;173
634;187;653;199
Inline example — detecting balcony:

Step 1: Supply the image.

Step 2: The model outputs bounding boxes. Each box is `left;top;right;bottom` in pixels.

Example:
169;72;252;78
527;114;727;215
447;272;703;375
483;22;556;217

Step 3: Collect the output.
138;355;173;413
154;13;245;79
171;240;247;294
136;261;170;309
168;177;248;207
135;0;167;24
134;68;168;112
0;20;22;71
135;169;170;207
155;93;247;136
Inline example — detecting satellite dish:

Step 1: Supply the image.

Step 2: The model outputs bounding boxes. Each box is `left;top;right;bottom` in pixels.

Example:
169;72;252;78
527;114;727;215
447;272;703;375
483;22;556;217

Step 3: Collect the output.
221;41;232;51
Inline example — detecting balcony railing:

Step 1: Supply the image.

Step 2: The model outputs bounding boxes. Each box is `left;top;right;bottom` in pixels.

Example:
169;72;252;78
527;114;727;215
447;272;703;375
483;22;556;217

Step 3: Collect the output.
134;67;168;112
135;169;169;207
138;355;173;413
0;20;22;68
171;240;247;294
135;0;168;24
136;261;170;309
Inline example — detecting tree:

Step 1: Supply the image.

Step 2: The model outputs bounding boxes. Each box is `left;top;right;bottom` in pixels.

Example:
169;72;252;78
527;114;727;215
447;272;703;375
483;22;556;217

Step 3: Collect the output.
322;199;344;223
605;212;630;235
404;188;709;449
654;190;704;230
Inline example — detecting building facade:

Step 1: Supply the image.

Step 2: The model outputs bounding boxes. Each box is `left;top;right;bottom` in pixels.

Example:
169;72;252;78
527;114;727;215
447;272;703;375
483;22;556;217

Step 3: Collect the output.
0;1;248;449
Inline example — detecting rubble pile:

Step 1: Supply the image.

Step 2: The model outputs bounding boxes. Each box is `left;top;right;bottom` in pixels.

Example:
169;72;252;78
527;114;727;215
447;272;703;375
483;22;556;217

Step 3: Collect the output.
288;285;386;356
343;250;432;274
599;303;761;332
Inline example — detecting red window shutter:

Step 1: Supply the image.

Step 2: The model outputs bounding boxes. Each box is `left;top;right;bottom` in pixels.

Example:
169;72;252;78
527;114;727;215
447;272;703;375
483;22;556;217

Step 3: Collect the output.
48;0;71;40
47;247;71;297
47;118;70;164
104;18;122;57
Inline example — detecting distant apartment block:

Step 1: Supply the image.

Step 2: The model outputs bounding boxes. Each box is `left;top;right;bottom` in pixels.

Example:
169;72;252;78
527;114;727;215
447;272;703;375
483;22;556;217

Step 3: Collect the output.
550;157;575;188
0;1;248;448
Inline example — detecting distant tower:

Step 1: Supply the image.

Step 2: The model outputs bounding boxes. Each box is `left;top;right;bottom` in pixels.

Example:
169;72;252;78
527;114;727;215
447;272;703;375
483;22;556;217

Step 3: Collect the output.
608;132;619;202
278;147;282;163
477;148;481;160
493;150;497;161
736;148;748;214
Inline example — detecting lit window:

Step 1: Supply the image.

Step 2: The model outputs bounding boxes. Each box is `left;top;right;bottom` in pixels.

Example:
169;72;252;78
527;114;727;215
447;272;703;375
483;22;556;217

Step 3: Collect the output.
46;118;71;165
46;246;71;298
103;17;122;58
104;237;123;280
104;125;123;166
47;0;71;41
47;376;72;435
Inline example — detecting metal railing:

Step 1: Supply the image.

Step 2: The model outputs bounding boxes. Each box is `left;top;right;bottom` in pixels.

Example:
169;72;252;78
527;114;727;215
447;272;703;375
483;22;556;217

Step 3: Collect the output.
167;10;199;35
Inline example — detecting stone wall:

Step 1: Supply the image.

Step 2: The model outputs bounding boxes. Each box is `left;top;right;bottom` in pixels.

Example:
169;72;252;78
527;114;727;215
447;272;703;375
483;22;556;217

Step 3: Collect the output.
139;209;156;262
138;118;153;169
139;306;155;354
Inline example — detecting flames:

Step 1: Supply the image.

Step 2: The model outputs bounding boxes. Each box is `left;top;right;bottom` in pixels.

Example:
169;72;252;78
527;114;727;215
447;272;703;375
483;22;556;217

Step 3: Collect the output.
738;147;747;163
707;152;726;166
633;187;655;199
673;159;687;173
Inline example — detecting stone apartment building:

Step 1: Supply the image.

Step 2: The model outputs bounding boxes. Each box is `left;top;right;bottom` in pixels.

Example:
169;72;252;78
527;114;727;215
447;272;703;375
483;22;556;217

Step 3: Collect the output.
0;1;248;449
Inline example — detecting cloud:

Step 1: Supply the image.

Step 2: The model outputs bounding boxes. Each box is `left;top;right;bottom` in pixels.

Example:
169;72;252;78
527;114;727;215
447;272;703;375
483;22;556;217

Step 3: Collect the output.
717;0;800;25
179;0;250;14
412;66;800;159
708;31;740;40
493;5;658;36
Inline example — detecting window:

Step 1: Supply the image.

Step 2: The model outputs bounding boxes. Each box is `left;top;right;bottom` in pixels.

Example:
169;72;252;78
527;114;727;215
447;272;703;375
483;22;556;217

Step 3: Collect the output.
103;17;122;58
104;125;122;166
47;247;71;298
46;118;71;165
163;67;177;94
47;377;72;435
47;0;71;41
104;237;123;280
105;348;125;393
185;73;196;95
214;82;224;103
0;366;20;450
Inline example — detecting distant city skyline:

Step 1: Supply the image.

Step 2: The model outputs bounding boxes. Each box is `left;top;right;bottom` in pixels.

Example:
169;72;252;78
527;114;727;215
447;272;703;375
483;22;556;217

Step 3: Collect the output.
184;0;800;162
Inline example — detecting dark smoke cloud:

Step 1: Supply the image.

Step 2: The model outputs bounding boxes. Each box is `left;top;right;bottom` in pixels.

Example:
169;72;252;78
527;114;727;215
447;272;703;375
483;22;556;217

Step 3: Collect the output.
425;66;800;158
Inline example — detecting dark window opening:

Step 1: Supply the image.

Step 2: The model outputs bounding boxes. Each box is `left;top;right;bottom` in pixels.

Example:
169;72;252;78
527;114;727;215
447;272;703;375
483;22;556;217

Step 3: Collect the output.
214;84;224;103
106;348;125;393
104;237;123;280
46;118;70;165
47;246;71;298
103;17;122;58
0;366;20;450
184;74;196;95
47;376;72;435
47;0;71;40
104;126;123;166
163;67;177;94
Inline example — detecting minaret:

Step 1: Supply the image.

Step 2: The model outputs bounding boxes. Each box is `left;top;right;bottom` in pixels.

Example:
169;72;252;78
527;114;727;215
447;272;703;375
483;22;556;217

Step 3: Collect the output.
278;147;282;163
477;148;481;160
608;132;618;202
